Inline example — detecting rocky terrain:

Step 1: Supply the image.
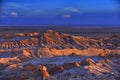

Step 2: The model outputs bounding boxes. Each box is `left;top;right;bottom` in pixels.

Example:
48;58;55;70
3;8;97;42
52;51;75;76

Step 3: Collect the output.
0;29;120;80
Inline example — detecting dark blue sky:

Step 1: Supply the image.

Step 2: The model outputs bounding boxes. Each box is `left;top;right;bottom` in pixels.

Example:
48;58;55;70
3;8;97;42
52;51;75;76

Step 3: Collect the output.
0;0;120;26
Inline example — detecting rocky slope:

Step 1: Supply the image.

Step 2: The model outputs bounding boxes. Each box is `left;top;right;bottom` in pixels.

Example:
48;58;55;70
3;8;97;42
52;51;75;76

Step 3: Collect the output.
0;29;120;80
0;30;119;56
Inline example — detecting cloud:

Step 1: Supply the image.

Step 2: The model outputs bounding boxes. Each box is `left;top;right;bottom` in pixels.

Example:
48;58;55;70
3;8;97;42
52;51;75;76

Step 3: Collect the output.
2;2;47;17
2;2;32;16
10;12;18;16
2;2;80;17
64;7;80;12
63;14;72;18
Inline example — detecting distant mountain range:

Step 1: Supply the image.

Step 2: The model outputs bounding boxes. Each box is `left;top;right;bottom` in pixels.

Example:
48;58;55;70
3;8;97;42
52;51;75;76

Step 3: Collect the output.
0;26;120;32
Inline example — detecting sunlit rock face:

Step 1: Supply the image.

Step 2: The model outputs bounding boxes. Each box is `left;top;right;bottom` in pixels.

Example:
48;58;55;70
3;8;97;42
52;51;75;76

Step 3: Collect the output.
0;29;120;80
0;29;119;57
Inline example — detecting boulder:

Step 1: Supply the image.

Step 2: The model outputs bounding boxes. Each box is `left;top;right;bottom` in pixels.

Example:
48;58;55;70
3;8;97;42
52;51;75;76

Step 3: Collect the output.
80;58;96;66
99;59;112;65
69;53;78;56
98;53;106;57
36;65;50;80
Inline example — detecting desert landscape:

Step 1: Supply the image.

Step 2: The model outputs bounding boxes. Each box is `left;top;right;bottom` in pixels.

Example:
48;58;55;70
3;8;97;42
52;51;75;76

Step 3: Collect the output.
1;0;120;79
0;27;120;80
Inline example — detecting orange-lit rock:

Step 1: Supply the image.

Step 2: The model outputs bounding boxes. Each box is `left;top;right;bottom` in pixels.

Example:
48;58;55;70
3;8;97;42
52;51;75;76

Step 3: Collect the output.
80;58;96;66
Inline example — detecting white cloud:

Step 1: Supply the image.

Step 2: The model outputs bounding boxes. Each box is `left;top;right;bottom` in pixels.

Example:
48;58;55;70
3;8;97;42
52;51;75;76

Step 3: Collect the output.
10;12;18;16
4;2;44;16
63;14;72;18
64;7;80;12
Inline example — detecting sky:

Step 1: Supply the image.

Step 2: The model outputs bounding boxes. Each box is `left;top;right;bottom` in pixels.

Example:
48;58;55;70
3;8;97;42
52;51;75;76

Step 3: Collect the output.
0;0;120;26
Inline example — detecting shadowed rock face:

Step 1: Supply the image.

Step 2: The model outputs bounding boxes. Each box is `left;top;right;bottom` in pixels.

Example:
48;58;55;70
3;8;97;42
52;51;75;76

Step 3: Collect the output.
48;66;64;75
62;62;80;69
106;52;120;59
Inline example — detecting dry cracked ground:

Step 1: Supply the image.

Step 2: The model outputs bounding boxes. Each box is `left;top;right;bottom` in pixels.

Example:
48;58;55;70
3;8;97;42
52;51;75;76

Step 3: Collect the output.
0;29;120;80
